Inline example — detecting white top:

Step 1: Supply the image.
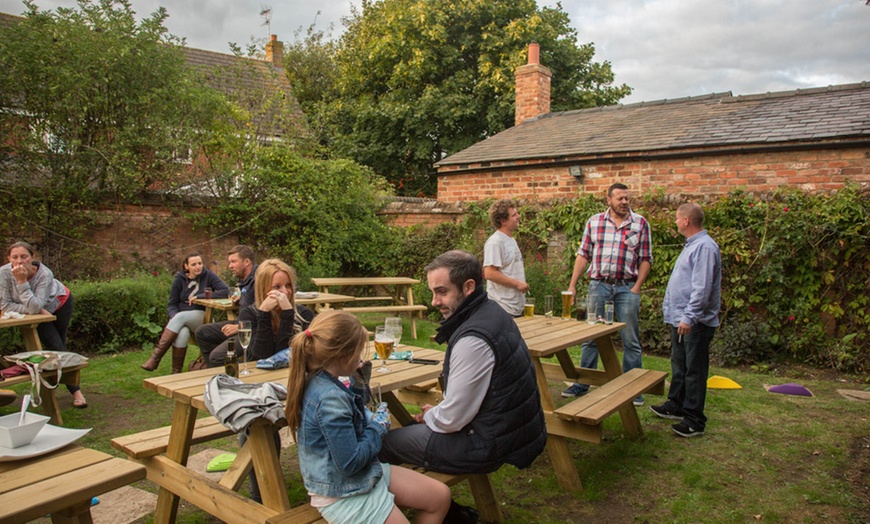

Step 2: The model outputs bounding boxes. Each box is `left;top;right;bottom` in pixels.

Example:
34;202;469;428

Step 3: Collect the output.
483;230;526;316
423;336;494;433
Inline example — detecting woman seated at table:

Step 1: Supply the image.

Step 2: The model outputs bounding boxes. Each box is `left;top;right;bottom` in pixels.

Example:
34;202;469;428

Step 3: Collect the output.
236;258;315;502
0;241;87;408
141;252;227;374
238;258;315;363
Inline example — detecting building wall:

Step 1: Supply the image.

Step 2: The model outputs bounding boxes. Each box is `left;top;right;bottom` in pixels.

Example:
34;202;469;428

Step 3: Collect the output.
436;147;870;202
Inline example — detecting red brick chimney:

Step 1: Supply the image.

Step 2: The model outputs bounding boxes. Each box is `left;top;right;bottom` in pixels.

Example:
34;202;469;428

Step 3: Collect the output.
265;34;283;69
514;43;551;125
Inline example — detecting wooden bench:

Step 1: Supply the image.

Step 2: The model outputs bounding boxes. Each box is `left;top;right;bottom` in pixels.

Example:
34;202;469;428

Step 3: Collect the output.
312;277;428;338
266;465;503;524
111;416;234;459
552;368;667;442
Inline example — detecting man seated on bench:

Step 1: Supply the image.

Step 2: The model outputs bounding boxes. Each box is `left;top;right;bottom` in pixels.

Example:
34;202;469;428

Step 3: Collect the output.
379;250;547;522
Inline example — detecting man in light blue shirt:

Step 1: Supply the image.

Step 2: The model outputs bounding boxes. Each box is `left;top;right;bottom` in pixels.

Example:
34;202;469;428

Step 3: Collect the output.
651;203;721;438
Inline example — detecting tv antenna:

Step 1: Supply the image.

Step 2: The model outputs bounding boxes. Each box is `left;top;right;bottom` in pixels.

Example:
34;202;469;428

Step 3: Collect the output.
260;5;272;37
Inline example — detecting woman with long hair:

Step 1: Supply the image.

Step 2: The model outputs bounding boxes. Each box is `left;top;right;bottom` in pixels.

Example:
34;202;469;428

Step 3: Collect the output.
141;252;227;373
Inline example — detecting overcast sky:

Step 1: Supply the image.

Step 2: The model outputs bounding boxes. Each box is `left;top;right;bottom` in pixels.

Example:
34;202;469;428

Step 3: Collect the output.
2;0;868;103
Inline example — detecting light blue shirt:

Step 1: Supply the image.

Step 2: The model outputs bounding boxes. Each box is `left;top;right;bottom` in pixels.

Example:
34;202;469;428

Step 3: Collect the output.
662;230;721;328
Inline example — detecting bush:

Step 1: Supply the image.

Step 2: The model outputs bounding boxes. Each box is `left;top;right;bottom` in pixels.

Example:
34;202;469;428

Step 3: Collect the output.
711;320;774;366
0;273;171;356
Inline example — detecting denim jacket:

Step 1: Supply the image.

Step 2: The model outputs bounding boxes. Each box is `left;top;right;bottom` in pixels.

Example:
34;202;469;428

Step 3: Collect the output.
297;370;388;498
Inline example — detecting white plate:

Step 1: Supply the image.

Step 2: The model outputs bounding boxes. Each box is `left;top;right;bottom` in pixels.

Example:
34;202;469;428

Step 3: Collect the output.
0;424;91;462
295;292;319;299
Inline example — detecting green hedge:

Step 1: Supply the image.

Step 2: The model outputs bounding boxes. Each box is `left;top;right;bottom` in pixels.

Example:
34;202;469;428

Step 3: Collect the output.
0;273;172;357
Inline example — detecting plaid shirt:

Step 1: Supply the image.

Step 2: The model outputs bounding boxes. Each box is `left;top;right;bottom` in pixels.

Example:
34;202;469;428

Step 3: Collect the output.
577;209;653;280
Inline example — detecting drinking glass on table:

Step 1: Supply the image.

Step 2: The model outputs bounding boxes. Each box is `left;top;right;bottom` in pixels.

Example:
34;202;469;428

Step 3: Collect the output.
373;326;394;373
385;317;402;347
237;320;253;375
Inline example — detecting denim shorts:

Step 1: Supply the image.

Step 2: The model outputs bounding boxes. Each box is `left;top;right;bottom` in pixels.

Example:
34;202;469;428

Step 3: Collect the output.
317;463;394;524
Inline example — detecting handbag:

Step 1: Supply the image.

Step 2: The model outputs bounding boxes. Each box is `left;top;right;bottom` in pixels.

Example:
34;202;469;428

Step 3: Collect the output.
188;355;208;371
3;351;89;407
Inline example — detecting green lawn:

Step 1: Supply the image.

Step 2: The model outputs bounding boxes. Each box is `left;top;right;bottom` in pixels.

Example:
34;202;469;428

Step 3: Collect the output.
2;315;868;523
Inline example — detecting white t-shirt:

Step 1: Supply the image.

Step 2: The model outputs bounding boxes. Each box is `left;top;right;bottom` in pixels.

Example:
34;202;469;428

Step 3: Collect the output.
483;230;526;316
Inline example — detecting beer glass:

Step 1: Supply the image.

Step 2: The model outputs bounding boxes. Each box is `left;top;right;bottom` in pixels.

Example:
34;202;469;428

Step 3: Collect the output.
523;297;535;317
544;295;554;318
561;291;573;319
604;301;614;324
374;326;394;373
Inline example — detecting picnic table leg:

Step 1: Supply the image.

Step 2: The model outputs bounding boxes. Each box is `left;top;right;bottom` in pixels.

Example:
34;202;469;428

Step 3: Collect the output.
531;357;583;491
383;391;415;427
467;474;504;523
203;307;213;325
39;387;63;426
595;335;643;438
247;420;291;512
50;498;94;524
153;402;198;524
20;325;43;352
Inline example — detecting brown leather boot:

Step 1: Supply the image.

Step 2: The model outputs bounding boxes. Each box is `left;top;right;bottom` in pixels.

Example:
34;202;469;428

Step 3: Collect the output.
141;329;178;371
171;346;187;374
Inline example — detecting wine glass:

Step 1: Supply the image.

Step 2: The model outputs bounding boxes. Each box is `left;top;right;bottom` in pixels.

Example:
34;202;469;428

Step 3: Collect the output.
385;317;402;348
237;320;253;376
373;326;394;373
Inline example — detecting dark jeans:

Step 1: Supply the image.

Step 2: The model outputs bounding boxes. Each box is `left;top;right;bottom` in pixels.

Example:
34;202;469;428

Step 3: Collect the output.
37;295;79;395
665;323;716;430
196;321;239;367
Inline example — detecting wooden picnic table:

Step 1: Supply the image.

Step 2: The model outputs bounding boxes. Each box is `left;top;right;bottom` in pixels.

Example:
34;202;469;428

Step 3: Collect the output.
132;345;449;524
514;315;666;491
0;313;56;351
0;444;146;523
311;277;427;338
191;298;240;325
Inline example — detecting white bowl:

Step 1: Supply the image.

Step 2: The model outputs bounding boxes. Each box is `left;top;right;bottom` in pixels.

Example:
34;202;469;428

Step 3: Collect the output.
0;412;50;448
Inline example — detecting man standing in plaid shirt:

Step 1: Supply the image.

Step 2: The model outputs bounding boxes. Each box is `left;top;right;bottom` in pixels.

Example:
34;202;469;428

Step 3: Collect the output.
562;183;653;405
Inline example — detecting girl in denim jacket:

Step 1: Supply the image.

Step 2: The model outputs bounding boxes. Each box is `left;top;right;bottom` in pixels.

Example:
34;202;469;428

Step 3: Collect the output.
287;311;450;524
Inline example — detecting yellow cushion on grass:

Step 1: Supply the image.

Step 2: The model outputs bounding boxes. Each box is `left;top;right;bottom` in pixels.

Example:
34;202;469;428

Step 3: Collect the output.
707;375;742;389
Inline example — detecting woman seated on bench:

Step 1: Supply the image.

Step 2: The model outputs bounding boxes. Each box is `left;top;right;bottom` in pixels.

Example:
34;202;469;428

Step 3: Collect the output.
0;241;86;408
287;310;450;524
141;252;228;374
238;258;315;503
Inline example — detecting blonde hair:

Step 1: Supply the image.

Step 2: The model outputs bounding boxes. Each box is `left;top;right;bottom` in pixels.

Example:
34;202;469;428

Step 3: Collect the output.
254;258;299;332
286;311;368;434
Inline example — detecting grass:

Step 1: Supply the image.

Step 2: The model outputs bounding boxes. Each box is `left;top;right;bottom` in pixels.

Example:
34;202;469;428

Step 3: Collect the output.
2;314;868;523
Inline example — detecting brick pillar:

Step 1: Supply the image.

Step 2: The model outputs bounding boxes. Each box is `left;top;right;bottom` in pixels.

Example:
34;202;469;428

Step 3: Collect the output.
514;42;551;125
265;34;283;69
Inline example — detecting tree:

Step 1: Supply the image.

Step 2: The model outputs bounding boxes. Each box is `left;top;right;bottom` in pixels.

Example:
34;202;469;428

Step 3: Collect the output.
321;0;631;196
0;0;223;199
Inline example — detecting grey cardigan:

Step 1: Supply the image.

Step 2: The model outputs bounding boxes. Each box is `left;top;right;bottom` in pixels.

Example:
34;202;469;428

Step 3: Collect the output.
0;262;66;314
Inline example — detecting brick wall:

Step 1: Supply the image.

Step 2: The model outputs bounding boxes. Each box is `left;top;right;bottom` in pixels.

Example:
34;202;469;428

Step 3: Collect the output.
436;147;870;202
377;198;465;228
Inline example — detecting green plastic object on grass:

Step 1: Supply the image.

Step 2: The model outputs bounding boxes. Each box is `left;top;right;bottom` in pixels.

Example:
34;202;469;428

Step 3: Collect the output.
206;453;237;472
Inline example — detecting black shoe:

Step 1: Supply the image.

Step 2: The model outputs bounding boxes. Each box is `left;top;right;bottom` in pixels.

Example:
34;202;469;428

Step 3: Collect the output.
443;500;479;524
650;404;684;421
671;421;704;438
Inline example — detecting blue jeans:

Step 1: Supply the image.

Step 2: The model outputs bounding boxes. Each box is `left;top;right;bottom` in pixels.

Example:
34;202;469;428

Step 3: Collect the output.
574;280;642;391
663;323;715;430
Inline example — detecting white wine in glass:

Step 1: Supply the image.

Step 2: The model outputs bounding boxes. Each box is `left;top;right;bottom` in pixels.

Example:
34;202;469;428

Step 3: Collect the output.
238;320;253;375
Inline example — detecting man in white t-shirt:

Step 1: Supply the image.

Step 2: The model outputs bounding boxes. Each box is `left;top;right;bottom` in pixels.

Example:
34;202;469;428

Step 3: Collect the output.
483;199;529;316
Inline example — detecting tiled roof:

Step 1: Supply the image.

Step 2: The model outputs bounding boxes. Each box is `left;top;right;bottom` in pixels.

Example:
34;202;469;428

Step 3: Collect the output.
436;82;870;168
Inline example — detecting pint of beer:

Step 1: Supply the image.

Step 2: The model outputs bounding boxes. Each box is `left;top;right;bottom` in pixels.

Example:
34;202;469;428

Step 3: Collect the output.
374;338;395;361
523;297;535;317
561;291;573;319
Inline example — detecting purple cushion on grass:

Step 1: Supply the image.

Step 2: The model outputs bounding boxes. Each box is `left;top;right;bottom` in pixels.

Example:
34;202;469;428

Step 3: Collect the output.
768;383;813;397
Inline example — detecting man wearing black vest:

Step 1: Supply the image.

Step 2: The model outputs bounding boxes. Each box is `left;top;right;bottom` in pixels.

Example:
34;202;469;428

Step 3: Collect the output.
195;245;257;367
379;250;546;520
